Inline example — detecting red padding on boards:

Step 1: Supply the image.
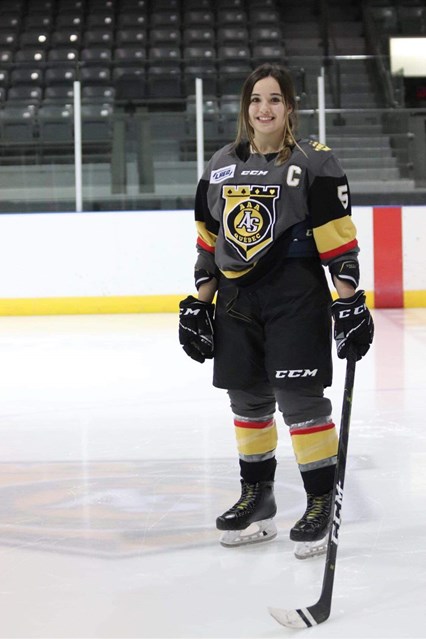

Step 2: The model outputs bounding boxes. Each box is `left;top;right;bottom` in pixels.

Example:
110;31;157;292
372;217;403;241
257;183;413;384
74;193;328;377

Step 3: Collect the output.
373;207;403;308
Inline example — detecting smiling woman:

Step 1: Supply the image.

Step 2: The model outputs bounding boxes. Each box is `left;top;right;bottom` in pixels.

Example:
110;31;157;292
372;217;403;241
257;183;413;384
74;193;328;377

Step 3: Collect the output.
248;77;289;151
249;84;288;151
178;63;374;557
238;66;298;162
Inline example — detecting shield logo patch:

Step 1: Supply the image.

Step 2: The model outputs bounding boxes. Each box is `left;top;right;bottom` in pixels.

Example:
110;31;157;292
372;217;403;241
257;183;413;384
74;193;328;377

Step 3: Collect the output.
222;184;281;261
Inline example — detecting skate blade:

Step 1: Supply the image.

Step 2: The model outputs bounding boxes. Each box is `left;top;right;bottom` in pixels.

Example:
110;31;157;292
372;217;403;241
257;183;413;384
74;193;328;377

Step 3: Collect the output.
219;519;277;548
294;536;328;560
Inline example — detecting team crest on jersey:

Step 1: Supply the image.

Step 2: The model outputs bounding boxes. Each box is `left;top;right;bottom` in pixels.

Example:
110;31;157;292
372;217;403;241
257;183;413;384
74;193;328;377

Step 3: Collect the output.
222;184;280;261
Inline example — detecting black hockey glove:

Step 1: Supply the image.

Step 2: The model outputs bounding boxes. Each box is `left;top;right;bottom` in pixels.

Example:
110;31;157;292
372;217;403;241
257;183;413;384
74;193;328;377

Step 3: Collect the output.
179;295;215;363
331;290;374;361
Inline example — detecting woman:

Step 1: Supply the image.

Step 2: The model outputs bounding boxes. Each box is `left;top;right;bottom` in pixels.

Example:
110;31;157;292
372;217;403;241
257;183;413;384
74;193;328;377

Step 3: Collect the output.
179;63;373;558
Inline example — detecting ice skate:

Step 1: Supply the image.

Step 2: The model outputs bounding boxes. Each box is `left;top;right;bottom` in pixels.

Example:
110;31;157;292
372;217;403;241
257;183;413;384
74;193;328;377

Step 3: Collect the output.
290;490;333;559
216;480;277;547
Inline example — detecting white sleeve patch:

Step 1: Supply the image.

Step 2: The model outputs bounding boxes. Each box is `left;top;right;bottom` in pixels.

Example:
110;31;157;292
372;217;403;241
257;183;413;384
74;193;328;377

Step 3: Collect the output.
210;164;236;184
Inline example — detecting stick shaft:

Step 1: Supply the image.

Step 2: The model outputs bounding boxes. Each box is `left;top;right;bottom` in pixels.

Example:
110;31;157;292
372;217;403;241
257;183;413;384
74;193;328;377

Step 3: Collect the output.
268;357;357;628
309;356;357;621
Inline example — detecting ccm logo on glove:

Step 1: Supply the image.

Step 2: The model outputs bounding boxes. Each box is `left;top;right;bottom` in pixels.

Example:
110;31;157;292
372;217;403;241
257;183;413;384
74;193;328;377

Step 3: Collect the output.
331;290;374;361
178;295;215;363
335;303;366;319
182;307;202;317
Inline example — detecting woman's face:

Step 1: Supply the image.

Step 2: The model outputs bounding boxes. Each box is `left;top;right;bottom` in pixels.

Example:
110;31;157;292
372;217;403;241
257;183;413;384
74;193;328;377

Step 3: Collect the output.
248;76;289;144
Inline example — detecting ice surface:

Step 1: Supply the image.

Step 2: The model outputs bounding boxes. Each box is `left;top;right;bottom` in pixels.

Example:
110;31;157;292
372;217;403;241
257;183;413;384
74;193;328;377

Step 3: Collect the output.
0;309;424;638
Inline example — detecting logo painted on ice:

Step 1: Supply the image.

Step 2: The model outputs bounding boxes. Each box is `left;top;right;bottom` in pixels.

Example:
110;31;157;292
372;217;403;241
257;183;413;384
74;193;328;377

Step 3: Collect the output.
275;369;318;378
210;164;236;184
331;481;344;545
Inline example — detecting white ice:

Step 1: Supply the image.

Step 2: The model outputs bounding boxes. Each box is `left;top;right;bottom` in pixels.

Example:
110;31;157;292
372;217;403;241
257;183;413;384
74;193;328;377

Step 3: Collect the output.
0;309;424;638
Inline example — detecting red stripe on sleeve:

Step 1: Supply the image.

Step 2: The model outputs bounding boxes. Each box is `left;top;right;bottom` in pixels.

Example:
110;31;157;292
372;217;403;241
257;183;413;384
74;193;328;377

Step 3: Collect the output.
319;239;358;262
373;207;403;308
197;236;215;254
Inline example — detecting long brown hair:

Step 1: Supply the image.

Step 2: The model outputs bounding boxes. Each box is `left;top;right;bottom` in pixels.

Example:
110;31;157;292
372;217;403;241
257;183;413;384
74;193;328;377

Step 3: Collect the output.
235;63;298;165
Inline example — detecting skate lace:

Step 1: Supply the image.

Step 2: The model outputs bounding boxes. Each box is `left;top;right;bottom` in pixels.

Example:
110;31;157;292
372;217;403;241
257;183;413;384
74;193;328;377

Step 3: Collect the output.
230;483;259;515
305;494;330;522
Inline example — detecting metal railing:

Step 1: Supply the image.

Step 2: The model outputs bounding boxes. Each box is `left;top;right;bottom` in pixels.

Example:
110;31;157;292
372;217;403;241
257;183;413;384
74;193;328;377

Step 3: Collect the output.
0;58;425;212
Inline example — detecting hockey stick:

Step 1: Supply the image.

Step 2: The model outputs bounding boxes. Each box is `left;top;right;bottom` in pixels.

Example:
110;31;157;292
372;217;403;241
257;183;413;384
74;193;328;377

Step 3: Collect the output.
269;355;357;629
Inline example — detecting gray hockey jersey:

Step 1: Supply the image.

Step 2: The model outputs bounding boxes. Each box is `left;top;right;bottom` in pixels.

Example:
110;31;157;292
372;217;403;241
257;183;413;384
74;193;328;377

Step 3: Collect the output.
194;138;358;286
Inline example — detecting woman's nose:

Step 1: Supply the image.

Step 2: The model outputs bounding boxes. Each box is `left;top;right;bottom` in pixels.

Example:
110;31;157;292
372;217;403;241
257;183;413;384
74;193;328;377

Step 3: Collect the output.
259;101;270;112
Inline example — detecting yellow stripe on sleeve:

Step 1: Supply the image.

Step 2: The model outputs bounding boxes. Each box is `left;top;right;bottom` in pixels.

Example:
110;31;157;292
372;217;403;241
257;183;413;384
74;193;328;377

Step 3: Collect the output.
196;221;217;250
313;215;357;256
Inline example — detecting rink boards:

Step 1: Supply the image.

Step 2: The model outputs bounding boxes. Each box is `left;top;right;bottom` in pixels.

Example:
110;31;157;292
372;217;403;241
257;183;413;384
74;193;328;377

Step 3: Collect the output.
0;205;424;314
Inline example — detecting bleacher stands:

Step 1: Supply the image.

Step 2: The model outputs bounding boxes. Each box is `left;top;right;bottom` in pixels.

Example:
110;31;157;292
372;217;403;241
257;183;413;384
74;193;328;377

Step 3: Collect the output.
0;0;421;113
0;0;423;181
368;1;426;36
0;0;287;114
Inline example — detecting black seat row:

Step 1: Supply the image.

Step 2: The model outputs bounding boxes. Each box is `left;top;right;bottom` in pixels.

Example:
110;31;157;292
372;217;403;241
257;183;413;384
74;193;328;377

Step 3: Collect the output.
0;25;284;48
0;84;115;104
0;102;112;147
0;0;269;10
0;55;285;103
0;6;281;29
0;44;285;64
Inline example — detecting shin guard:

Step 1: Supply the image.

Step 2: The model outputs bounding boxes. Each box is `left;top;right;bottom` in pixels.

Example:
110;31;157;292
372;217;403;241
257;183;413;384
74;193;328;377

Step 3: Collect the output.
234;414;278;458
289;417;338;485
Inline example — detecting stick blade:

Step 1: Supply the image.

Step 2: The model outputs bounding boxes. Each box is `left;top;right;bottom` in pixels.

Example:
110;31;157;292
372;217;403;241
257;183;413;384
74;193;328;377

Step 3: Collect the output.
268;607;315;629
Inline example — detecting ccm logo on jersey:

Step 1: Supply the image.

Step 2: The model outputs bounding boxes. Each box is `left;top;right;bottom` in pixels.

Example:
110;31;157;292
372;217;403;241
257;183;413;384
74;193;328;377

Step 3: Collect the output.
275;369;318;378
241;170;268;176
210;164;236;183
